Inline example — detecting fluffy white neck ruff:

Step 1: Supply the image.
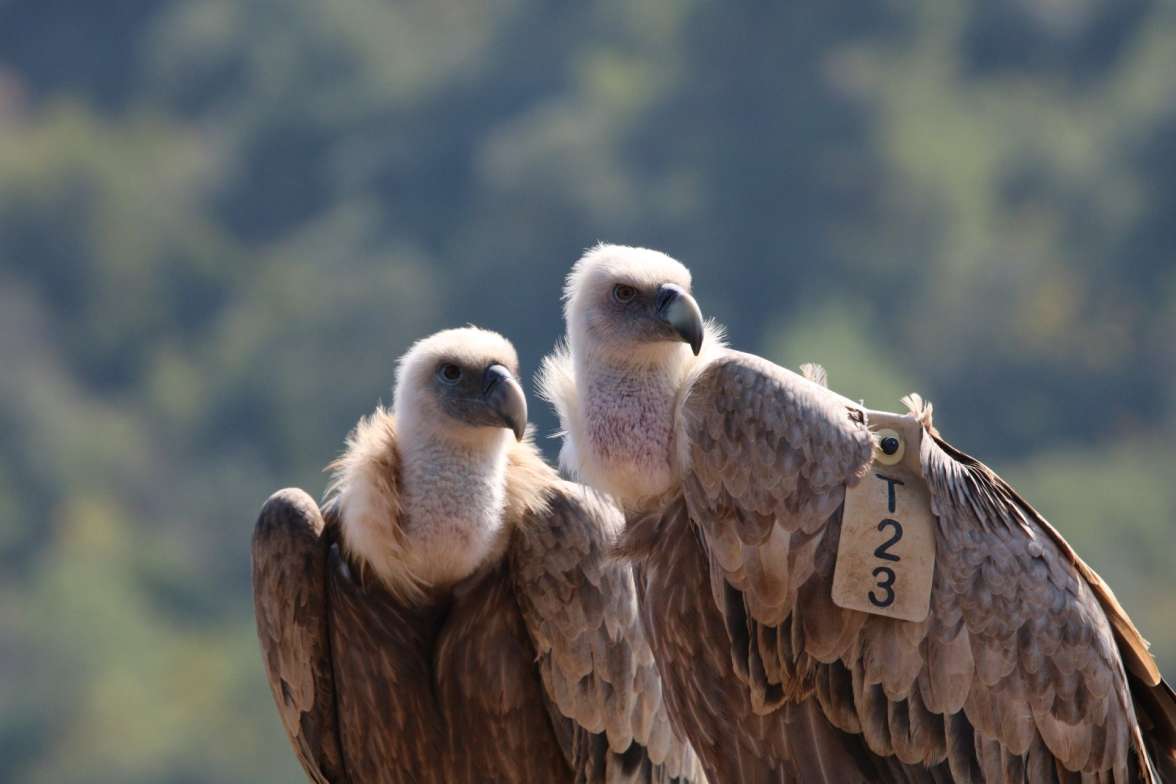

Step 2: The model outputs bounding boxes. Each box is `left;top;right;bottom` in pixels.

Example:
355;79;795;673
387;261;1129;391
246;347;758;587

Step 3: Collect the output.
541;324;725;510
331;407;512;604
396;418;512;590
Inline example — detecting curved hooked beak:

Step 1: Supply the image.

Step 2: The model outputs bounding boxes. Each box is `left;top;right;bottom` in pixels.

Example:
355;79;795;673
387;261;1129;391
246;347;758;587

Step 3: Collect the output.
482;364;528;441
656;283;704;356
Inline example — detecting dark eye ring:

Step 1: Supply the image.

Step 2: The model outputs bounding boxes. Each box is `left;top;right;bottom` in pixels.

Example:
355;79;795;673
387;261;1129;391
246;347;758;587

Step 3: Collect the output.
437;363;463;384
612;284;637;304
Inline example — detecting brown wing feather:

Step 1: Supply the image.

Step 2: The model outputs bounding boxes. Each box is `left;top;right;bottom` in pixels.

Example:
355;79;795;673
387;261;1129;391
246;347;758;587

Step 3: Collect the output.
434;566;571;784
920;428;1175;783
916;430;1148;781
925;429;1161;688
510;482;705;782
1132;678;1176;781
670;350;1172;782
923;420;1176;783
252;488;349;784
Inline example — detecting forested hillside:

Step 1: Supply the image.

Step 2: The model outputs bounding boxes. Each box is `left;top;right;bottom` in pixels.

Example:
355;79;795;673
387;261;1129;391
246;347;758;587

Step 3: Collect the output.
0;2;1173;782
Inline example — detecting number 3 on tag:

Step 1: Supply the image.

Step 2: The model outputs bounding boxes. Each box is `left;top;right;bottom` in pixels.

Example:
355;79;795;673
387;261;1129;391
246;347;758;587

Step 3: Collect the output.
832;470;936;622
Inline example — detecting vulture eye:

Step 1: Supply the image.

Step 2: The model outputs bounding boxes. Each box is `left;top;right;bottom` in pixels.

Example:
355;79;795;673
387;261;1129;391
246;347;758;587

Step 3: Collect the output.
874;428;905;465
437;363;463;384
612;284;638;304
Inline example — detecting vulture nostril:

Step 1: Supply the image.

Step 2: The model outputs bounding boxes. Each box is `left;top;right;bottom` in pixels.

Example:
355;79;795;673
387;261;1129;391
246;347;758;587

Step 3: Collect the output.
656;287;677;313
482;365;506;395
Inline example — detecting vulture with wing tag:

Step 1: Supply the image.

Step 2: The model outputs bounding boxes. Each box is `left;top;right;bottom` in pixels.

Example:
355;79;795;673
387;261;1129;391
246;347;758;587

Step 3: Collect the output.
252;326;702;784
540;244;1176;784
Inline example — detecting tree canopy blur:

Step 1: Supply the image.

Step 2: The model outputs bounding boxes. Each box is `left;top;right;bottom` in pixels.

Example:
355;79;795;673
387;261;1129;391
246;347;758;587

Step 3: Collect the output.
0;2;1173;782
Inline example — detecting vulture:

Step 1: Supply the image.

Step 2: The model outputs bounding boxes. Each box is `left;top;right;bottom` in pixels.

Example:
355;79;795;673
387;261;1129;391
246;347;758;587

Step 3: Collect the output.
540;244;1176;784
252;326;702;784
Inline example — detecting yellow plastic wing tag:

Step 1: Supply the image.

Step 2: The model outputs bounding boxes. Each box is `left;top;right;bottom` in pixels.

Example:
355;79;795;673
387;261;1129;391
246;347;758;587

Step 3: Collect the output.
832;414;936;623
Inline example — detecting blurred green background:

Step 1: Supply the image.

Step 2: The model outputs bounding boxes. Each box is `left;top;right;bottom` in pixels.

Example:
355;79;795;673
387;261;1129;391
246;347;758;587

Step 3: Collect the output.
0;1;1173;782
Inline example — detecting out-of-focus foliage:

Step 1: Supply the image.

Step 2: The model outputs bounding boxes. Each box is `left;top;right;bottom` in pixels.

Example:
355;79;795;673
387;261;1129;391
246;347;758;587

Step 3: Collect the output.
0;1;1172;781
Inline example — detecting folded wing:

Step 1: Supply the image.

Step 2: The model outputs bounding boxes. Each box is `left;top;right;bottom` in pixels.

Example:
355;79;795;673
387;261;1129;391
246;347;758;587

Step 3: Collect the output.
511;481;706;783
252;489;450;784
252;489;348;784
678;350;1173;782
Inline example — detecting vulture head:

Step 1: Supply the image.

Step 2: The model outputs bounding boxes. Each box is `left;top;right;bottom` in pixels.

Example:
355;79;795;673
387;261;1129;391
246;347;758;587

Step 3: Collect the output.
564;243;705;363
394;326;527;445
544;245;723;507
332;326;528;601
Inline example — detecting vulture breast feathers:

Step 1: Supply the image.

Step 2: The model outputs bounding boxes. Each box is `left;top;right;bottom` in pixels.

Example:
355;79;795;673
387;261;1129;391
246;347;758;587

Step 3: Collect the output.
252;336;702;784
621;349;1176;783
